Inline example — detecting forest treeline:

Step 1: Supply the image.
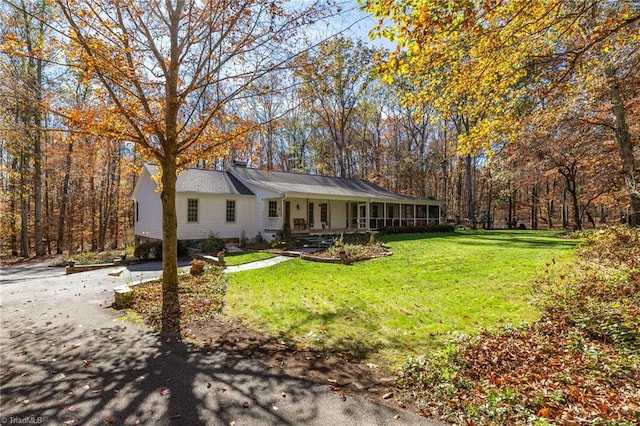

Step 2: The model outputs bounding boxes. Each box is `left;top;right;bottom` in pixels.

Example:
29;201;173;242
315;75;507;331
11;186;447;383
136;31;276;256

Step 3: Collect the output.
1;0;638;257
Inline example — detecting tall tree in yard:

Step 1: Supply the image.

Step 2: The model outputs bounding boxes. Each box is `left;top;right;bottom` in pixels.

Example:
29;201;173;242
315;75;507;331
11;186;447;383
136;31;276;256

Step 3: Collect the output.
362;0;639;225
295;37;377;178
1;0;53;256
56;0;333;333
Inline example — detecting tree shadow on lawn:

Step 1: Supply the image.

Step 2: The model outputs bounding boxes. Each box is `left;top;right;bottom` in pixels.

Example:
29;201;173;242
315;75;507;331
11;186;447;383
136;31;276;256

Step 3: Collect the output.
0;312;415;425
381;231;577;249
185;304;424;400
451;232;579;249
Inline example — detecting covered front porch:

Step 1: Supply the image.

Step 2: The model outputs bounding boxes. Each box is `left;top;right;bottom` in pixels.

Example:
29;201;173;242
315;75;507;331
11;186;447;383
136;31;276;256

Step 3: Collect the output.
263;197;442;234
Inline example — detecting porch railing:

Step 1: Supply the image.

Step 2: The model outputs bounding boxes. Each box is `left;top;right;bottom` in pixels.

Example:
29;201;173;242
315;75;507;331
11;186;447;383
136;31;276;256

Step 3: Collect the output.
369;218;440;229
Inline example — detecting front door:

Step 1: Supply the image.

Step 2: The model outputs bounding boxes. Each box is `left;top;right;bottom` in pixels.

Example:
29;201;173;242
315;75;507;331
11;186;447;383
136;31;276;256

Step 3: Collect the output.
358;203;367;229
284;201;291;229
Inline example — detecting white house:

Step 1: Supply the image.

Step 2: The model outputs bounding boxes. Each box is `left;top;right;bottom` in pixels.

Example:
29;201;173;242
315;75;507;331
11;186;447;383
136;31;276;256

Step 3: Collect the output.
132;163;443;243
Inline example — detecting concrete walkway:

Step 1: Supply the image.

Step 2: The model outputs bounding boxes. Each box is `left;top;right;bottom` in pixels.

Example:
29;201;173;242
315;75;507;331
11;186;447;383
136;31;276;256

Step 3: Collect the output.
224;255;295;273
0;262;443;426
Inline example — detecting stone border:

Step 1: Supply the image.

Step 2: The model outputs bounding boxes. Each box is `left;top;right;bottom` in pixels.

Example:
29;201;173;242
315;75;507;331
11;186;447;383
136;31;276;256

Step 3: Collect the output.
113;277;158;309
66;258;146;275
300;250;392;264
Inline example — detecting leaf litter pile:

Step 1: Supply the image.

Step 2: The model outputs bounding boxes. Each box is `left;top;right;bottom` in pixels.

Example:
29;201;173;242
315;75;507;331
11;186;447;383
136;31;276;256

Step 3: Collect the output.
128;267;228;329
397;226;640;425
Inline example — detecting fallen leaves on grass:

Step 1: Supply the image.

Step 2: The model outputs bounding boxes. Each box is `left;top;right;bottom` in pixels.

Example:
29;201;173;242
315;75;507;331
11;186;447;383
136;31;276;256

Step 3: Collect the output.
399;319;640;424
128;268;227;329
398;227;640;425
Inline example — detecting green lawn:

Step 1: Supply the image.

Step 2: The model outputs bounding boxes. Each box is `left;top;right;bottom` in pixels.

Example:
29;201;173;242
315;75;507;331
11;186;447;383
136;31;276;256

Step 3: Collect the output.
225;230;577;369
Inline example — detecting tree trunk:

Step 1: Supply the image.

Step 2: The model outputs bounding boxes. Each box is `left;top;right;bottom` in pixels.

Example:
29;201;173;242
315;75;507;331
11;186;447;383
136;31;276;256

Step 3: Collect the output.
563;172;582;230
33;61;44;256
604;67;640;226
20;154;29;257
156;0;185;334
9;157;18;256
160;155;181;333
56;141;73;254
90;174;97;251
531;184;538;230
465;154;475;228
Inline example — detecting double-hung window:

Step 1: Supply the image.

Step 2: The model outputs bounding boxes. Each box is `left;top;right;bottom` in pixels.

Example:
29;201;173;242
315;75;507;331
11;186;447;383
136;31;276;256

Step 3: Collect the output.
187;199;198;223
226;200;236;223
268;200;278;217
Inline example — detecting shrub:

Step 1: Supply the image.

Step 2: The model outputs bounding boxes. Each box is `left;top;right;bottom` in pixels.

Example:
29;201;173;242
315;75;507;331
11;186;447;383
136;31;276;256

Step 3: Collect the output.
198;233;225;254
379;224;455;235
539;227;640;349
134;240;187;260
575;225;640;269
134;241;162;259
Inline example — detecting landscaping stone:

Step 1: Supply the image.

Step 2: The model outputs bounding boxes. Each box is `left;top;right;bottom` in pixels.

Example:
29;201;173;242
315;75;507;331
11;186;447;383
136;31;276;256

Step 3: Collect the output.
113;285;132;309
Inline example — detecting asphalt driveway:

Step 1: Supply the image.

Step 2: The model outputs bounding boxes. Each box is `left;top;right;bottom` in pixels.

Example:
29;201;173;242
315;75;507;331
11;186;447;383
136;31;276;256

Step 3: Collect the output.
0;262;442;425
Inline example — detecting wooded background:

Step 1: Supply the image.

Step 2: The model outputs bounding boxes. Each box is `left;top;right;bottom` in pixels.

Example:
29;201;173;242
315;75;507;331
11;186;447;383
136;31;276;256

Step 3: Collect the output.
1;0;638;257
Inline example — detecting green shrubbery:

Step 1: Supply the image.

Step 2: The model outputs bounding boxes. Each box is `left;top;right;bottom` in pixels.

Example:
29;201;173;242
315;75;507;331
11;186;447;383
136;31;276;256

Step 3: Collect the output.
379;224;455;234
134;240;187;260
198;233;226;254
134;241;163;260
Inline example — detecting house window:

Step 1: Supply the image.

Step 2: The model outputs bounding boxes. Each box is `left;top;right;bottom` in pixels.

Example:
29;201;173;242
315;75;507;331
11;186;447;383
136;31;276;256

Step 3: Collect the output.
135;201;139;222
308;202;314;226
226;200;236;222
268;200;278;217
320;203;328;224
187;199;198;223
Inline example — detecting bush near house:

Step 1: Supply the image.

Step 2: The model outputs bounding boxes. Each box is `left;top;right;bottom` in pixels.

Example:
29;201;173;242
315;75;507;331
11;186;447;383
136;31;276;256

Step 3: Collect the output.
198;233;226;254
379;224;455;234
134;240;187;260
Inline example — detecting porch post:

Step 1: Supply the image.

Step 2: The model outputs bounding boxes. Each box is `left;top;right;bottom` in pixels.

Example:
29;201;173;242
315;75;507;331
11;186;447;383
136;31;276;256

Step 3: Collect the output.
383;202;387;229
281;197;286;229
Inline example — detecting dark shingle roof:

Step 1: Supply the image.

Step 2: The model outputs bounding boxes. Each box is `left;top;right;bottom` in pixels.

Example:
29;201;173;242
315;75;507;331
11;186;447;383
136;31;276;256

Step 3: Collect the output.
229;167;438;203
144;164;254;195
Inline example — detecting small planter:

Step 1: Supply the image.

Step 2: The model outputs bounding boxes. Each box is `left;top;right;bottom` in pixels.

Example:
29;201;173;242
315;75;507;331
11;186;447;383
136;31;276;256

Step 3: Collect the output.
338;250;347;261
68;260;76;267
190;259;205;276
120;254;127;261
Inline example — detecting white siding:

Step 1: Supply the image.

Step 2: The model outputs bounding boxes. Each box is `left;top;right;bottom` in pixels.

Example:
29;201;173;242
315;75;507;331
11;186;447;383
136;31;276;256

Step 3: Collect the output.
133;170;163;240
303;198;348;230
238;185;281;237
289;197;307;228
330;200;347;228
177;194;257;240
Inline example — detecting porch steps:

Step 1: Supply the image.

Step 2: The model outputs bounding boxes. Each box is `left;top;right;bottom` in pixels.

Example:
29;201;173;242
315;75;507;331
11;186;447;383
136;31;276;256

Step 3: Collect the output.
296;235;334;249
